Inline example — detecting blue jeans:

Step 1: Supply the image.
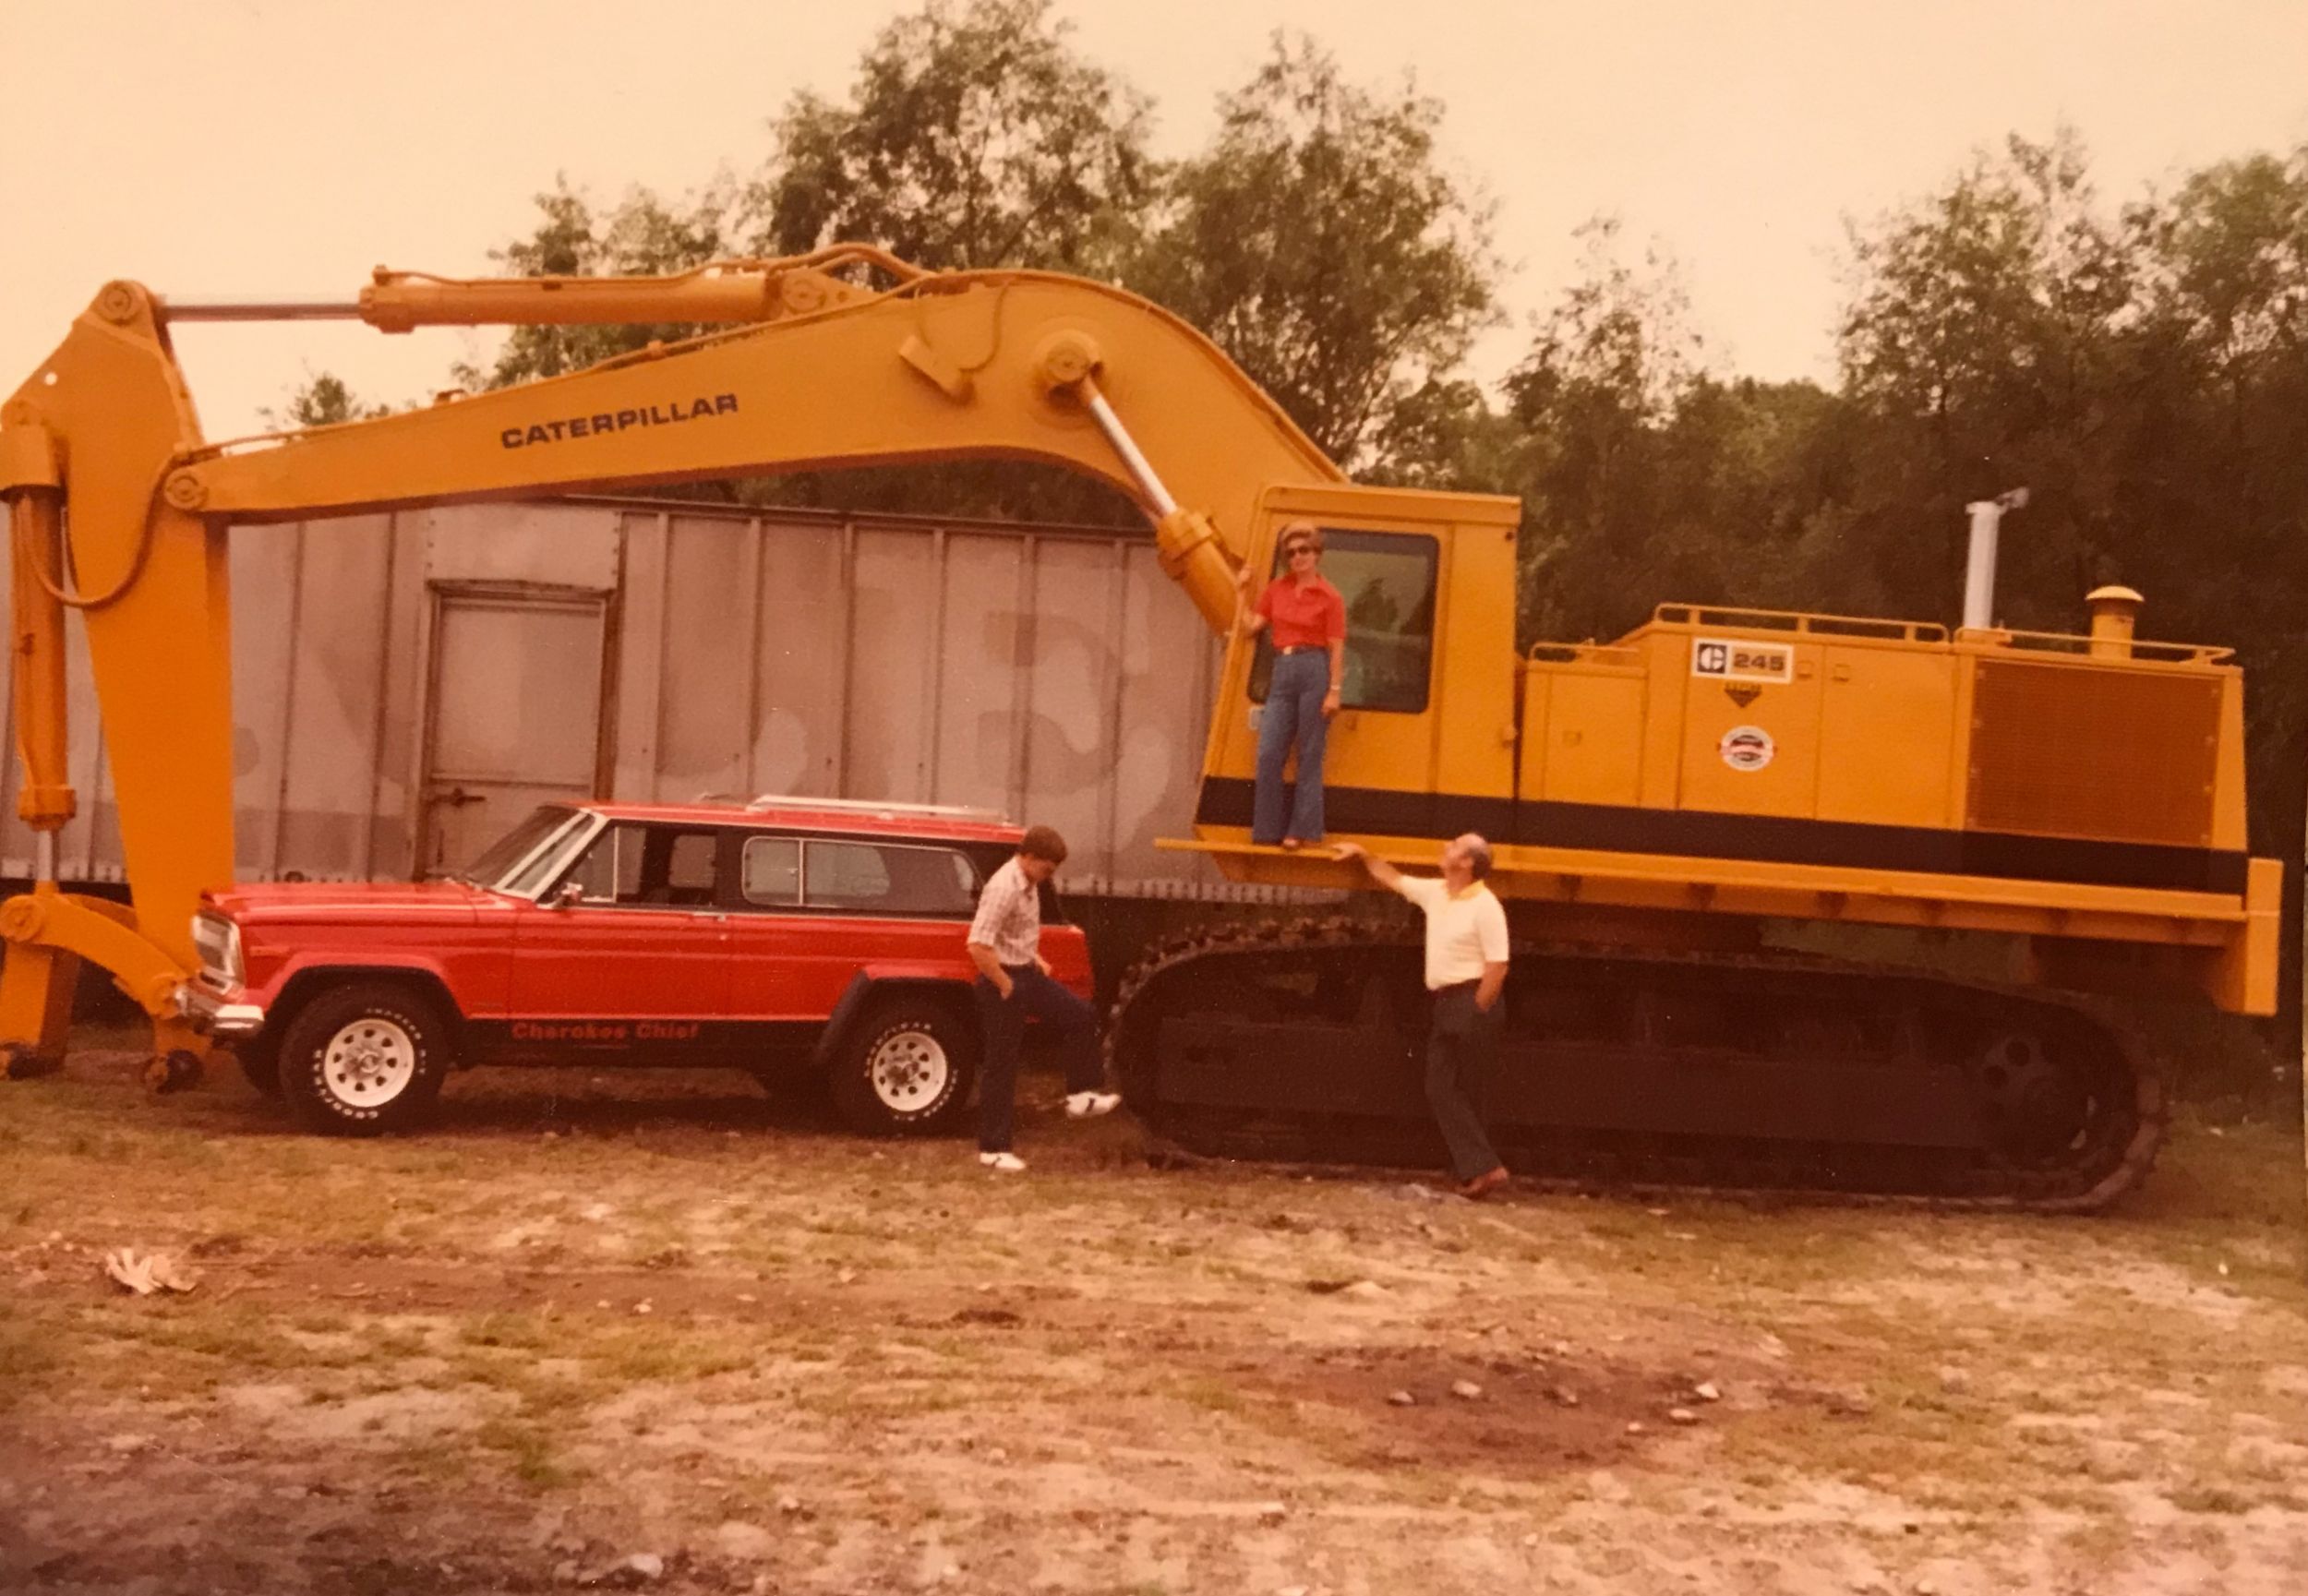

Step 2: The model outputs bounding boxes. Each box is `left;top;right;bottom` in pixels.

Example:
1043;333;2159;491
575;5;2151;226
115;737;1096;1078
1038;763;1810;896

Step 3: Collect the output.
975;964;1101;1152
1254;649;1331;844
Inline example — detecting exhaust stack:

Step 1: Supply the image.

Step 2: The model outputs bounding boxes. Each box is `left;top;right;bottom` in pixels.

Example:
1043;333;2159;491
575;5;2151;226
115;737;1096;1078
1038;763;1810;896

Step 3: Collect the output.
2086;584;2143;659
1961;487;2028;631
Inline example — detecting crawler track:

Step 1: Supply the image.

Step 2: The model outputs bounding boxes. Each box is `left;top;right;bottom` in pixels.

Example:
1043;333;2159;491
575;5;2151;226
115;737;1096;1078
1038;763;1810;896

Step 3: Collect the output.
1108;918;2163;1212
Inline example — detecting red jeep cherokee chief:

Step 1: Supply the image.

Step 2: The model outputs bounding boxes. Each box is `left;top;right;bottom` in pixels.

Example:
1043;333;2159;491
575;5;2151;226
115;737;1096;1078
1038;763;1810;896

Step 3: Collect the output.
178;798;1094;1137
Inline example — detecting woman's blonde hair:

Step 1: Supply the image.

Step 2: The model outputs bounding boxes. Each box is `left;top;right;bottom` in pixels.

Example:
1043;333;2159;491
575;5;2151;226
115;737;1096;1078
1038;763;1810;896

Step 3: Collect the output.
1280;521;1324;557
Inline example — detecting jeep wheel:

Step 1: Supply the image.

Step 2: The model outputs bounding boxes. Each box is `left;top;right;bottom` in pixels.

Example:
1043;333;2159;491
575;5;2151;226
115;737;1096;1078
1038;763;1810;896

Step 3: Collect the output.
277;982;452;1136
828;997;975;1135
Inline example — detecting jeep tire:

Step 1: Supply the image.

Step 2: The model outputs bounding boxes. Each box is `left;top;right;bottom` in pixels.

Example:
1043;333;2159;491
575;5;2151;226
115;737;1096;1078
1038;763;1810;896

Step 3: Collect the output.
234;1038;283;1098
277;982;452;1136
828;995;975;1136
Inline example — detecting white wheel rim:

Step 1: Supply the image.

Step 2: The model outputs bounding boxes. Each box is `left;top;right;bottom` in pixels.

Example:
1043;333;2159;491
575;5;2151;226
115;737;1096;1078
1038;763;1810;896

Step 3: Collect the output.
868;1028;949;1113
321;1016;418;1108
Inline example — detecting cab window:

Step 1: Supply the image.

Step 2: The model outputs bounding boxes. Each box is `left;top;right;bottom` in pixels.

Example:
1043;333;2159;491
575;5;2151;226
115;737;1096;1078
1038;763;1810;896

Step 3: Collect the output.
562;823;721;907
1248;528;1438;714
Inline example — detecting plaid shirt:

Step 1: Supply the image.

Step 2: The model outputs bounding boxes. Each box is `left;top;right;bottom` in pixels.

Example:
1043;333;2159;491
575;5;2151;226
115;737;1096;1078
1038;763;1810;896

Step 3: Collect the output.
968;857;1042;966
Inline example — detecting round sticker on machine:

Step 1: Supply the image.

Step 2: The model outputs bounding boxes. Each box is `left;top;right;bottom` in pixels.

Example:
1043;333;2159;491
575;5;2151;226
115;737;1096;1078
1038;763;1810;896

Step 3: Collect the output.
1719;725;1775;773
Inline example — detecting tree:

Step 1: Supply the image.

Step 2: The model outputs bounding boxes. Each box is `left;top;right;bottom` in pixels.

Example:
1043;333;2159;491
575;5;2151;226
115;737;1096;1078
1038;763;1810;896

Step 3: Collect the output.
459;178;734;392
1833;129;2136;627
1826;131;2308;888
261;371;391;429
2122;149;2308;865
1133;34;1499;474
743;0;1157;274
461;1;1154;522
1503;218;1717;640
1364;377;1526;495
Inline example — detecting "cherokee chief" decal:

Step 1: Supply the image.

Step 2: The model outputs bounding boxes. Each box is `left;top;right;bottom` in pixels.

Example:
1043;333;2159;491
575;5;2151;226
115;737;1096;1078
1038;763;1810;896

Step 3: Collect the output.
501;392;739;450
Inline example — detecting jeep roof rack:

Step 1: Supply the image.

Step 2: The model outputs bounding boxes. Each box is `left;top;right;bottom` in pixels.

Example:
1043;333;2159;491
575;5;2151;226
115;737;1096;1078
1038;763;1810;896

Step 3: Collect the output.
740;793;1012;825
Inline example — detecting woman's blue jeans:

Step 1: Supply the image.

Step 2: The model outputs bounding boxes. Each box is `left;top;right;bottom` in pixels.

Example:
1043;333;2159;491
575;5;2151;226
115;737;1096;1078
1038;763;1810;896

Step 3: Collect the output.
1254;649;1332;844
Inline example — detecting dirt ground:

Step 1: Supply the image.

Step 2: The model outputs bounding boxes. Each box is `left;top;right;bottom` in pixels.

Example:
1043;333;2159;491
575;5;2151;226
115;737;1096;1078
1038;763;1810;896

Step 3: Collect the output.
5;1038;2308;1595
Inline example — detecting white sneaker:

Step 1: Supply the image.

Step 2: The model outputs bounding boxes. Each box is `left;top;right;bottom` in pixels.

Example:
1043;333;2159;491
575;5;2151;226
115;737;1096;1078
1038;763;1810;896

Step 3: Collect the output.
1065;1090;1122;1120
979;1151;1027;1172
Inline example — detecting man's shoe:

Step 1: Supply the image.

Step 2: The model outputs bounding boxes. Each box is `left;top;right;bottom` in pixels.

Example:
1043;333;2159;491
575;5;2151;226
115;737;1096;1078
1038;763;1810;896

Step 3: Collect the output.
1458;1166;1509;1201
979;1151;1028;1172
1065;1090;1122;1120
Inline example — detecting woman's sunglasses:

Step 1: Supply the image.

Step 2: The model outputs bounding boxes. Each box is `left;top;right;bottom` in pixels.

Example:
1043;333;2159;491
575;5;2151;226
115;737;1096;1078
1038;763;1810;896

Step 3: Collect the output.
1285;544;1319;558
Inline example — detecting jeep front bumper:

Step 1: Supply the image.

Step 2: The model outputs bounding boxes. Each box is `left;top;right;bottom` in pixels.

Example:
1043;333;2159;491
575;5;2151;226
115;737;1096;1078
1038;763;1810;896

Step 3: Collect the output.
174;981;267;1040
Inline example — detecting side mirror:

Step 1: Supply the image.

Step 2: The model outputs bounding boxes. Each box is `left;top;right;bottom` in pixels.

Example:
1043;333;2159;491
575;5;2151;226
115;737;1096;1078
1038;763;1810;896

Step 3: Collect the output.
546;881;585;910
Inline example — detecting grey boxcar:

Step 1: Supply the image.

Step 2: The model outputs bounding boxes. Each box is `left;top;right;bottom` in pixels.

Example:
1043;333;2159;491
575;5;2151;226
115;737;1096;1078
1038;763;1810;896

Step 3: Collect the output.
0;497;1284;903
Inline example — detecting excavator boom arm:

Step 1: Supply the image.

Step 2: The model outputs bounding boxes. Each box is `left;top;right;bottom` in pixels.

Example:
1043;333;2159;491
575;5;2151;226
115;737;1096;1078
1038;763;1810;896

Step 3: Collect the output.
0;257;1343;1052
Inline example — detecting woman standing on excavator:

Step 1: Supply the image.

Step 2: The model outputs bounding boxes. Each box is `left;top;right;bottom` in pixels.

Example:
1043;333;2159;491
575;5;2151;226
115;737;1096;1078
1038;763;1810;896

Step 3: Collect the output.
1234;520;1348;850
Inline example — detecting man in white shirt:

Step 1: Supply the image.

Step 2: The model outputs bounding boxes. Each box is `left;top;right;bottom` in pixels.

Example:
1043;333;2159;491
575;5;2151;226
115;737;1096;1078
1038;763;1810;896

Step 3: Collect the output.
1335;834;1512;1200
967;824;1118;1172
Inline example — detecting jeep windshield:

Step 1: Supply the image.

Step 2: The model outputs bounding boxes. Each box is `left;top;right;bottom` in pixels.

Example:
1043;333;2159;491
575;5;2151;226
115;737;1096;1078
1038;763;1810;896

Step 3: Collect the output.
457;805;595;895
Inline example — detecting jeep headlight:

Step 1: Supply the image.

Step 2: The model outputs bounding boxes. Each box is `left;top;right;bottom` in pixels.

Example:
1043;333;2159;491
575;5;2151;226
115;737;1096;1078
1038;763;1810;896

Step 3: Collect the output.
190;911;243;986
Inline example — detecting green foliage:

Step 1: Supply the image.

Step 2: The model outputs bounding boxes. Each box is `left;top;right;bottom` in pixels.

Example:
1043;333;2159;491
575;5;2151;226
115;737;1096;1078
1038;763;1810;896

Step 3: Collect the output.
261;371;391;430
1133;33;1499;472
466;1;1155;522
742;0;1156;274
467;0;1158;398
457;178;734;393
1827;131;2140;625
469;12;1493;497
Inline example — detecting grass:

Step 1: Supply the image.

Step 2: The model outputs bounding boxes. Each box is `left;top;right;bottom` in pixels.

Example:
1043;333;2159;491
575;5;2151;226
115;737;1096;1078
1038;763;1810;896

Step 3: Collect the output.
474;1416;581;1489
0;1317;58;1409
1174;1376;1250;1416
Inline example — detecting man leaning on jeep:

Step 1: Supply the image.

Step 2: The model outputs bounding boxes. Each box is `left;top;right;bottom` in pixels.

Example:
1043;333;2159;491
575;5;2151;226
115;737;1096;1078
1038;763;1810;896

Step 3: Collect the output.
966;824;1118;1171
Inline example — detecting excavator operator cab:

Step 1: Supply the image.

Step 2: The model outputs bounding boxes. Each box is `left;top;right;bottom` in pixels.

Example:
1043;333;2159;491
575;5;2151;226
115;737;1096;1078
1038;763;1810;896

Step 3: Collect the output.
1191;483;1521;874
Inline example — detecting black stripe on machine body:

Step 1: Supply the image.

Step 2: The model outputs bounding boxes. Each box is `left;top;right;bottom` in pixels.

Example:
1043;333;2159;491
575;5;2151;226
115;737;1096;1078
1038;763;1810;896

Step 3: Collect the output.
1195;777;2247;896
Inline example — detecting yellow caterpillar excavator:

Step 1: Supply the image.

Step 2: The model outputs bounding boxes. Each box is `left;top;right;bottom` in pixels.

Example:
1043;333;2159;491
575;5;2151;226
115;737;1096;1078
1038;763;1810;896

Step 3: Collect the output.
0;246;2280;1206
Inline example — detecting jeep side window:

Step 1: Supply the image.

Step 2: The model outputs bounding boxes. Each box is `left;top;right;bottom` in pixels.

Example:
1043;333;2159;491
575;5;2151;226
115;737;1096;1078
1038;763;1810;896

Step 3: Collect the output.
801;841;978;916
565;823;639;904
740;836;800;906
644;831;720;906
804;841;891;909
564;824;718;907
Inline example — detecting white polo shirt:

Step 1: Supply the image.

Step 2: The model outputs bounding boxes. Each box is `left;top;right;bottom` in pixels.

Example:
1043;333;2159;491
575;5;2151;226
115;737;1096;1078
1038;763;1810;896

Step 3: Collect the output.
1396;876;1510;990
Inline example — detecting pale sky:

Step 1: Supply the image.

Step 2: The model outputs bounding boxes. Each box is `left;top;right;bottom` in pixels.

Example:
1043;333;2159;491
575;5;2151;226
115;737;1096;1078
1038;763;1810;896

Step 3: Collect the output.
5;0;2305;440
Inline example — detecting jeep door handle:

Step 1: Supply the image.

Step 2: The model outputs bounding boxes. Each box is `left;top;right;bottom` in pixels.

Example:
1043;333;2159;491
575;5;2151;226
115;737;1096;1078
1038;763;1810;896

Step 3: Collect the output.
428;786;485;808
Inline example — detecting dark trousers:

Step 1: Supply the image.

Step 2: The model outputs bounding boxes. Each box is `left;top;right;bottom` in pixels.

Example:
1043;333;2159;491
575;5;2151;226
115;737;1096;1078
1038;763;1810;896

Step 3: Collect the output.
975;964;1101;1152
1426;982;1503;1182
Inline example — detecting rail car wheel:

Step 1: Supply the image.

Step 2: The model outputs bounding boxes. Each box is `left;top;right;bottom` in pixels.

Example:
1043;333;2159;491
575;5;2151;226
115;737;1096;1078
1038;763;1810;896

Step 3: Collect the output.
1970;1030;2096;1166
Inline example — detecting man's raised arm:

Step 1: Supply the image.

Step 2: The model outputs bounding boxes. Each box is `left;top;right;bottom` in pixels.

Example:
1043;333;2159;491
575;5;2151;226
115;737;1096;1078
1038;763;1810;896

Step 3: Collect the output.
1332;841;1405;894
